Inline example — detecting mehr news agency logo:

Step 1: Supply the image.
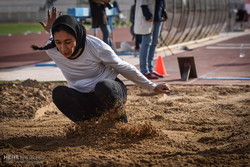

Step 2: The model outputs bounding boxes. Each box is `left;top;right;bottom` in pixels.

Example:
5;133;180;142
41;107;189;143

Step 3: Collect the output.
2;154;44;165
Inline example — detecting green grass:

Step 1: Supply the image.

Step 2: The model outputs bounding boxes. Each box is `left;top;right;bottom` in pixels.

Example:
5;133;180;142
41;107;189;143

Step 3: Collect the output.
0;23;95;36
0;22;130;36
0;23;46;36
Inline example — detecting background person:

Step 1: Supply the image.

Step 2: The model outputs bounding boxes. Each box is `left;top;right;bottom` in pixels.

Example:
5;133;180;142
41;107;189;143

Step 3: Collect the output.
134;0;168;80
130;0;142;52
88;0;113;47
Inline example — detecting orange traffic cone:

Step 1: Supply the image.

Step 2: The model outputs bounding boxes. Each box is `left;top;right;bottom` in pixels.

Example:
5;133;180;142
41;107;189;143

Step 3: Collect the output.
155;56;170;76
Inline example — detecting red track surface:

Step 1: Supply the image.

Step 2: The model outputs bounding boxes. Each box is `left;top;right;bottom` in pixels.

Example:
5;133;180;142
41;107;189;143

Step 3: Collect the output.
0;27;133;69
125;34;250;85
0;27;249;85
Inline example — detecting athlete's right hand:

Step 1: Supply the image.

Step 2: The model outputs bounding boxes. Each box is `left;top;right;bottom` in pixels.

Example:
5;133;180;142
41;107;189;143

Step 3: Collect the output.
39;7;62;33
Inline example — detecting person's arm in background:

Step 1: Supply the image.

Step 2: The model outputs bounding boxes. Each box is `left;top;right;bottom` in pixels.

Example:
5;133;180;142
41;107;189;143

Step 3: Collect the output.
162;10;168;21
162;0;168;21
141;4;153;22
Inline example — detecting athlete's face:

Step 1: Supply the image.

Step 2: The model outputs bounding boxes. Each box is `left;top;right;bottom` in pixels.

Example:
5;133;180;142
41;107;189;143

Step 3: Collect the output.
54;30;76;58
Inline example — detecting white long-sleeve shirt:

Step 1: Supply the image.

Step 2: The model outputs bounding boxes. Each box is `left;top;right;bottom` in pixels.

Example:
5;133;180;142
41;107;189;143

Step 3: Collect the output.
46;35;157;93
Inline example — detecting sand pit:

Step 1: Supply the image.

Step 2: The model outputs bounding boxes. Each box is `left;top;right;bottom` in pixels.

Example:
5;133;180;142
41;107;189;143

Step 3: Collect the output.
0;79;249;166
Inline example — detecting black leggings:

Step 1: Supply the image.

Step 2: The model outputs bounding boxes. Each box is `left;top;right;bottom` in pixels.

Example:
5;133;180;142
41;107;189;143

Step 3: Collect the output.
52;78;127;122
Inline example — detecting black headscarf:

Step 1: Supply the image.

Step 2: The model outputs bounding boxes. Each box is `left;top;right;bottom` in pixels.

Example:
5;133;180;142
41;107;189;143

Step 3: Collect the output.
52;15;86;60
32;15;86;60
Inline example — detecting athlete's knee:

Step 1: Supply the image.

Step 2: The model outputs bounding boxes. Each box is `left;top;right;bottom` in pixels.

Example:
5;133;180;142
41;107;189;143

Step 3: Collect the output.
95;80;114;98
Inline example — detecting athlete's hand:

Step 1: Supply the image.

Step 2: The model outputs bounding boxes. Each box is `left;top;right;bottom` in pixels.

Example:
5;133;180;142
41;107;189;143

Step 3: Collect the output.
153;83;171;94
39;7;62;33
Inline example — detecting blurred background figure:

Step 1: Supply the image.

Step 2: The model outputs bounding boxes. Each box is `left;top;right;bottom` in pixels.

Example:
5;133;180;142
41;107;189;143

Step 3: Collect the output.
130;0;142;52
134;0;168;80
245;0;250;27
228;0;250;31
88;0;113;47
40;0;57;11
245;0;250;14
112;1;126;25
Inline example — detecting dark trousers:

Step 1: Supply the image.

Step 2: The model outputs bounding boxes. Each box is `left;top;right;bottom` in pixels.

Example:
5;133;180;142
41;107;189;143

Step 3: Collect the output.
135;34;142;50
52;78;127;123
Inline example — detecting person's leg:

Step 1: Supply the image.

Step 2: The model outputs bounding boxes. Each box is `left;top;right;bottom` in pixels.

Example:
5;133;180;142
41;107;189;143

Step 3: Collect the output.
95;78;128;122
139;33;152;74
95;78;127;111
53;78;128;123
148;21;162;73
100;24;112;47
135;35;142;51
52;86;98;123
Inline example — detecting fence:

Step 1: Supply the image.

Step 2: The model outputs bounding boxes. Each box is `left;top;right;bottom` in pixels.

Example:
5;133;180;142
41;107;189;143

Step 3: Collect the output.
159;0;229;47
